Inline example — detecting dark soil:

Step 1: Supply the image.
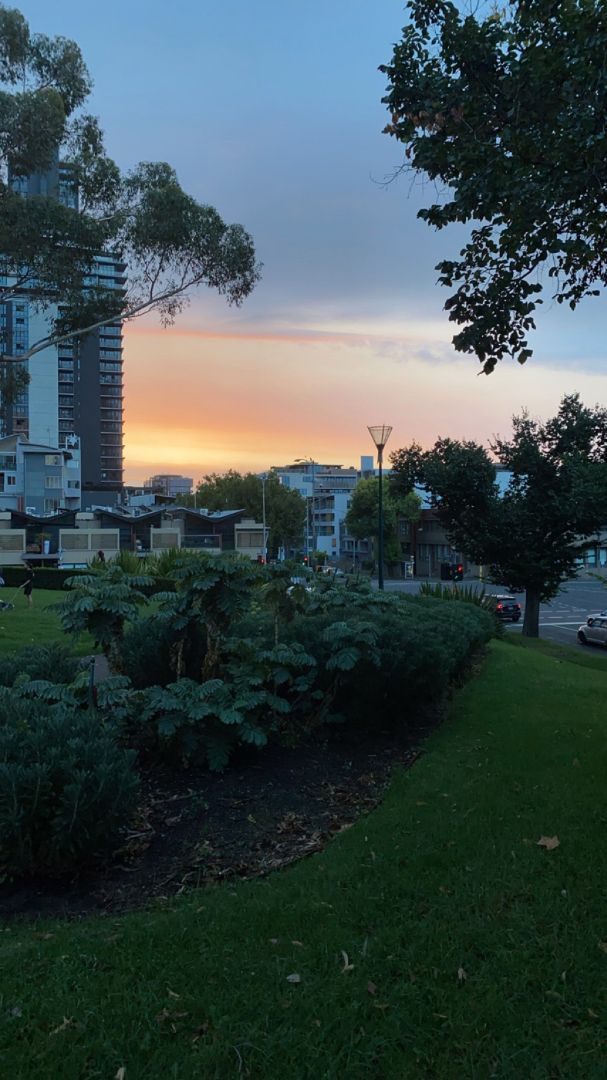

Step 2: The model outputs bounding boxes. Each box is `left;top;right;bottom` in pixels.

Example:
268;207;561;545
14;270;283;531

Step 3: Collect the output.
0;709;442;921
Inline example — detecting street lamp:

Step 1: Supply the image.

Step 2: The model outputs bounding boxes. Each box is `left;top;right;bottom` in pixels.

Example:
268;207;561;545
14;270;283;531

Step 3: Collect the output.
367;424;393;590
294;457;317;563
260;473;268;564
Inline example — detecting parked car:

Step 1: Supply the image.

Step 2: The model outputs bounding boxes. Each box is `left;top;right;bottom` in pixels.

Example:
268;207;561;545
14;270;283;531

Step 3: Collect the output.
492;595;522;622
577;614;607;647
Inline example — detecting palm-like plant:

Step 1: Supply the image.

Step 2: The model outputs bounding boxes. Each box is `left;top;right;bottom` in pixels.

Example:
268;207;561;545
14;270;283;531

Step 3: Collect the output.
56;566;153;671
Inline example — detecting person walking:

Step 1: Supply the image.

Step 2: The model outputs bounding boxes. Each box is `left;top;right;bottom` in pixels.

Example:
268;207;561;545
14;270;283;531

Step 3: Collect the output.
20;566;35;607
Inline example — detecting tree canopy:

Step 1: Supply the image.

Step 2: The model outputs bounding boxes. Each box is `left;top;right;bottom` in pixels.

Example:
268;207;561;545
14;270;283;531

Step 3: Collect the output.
189;471;306;557
381;1;607;373
0;4;260;368
345;477;421;563
390;394;607;635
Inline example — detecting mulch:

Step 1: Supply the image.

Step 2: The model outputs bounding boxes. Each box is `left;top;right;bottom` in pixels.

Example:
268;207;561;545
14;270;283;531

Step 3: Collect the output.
0;707;443;921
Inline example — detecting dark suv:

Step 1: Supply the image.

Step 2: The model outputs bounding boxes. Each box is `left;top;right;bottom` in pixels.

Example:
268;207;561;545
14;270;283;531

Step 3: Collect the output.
492;595;522;622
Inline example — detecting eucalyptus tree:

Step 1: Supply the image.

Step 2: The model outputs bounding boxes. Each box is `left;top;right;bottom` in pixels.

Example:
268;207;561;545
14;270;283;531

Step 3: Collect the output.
0;4;260;397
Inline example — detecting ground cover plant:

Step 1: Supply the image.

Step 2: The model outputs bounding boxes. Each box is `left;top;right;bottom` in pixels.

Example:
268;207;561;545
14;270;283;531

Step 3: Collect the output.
0;639;605;1077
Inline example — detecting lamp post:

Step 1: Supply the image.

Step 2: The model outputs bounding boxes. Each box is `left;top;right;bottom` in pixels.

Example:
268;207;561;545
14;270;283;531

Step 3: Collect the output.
367;425;393;590
295;457;317;564
260;473;268;564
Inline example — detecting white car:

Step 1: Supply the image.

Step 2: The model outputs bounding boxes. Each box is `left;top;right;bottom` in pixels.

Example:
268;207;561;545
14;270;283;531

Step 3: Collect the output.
577;614;607;647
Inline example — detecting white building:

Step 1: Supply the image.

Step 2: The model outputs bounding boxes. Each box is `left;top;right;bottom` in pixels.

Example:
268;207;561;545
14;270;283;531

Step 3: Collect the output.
0;434;81;516
272;460;360;560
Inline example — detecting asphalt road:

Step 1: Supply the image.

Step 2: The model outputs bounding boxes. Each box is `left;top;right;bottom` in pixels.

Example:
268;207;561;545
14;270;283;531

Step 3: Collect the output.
382;576;607;657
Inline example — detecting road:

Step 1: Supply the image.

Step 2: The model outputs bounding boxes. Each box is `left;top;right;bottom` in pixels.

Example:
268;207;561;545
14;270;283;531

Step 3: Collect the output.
382;577;607;657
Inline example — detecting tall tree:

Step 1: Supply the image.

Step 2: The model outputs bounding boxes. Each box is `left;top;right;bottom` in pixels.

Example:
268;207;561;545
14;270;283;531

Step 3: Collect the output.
190;471;306;556
381;1;607;373
345;477;421;565
0;5;260;377
391;395;607;635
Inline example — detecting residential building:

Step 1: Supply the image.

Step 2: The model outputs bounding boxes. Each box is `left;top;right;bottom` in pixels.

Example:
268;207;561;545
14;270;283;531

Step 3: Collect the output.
3;163;126;509
0;433;81;516
272;461;359;560
144;474;194;498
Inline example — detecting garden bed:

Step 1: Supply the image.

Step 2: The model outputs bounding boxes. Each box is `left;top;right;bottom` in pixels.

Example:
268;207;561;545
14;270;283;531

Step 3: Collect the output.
0;708;440;920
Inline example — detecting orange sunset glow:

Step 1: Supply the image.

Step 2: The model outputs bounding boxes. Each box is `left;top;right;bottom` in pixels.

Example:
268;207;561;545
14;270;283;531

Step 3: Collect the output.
122;320;607;485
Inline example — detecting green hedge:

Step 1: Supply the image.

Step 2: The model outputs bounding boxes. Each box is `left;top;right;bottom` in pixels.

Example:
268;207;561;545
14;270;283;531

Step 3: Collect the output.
0;566;176;593
0;566;85;589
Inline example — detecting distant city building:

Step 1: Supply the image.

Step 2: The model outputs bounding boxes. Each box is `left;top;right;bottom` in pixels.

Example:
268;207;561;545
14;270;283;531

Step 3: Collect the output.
0;433;81;516
3;162;126;507
145;474;194;498
272;461;359;559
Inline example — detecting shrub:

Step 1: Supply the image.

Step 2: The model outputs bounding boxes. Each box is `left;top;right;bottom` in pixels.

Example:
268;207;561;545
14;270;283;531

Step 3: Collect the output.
0;693;139;877
283;591;493;728
120;615;182;689
0;566;85;590
0;643;79;688
122;678;270;771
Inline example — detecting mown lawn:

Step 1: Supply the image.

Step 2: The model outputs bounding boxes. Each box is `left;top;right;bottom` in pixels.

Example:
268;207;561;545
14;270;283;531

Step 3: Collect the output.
0;588;93;656
1;639;606;1078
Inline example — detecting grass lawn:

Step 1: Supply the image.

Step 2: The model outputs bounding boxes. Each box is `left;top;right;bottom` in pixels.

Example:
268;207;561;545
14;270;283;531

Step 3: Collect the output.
1;639;606;1078
0;588;93;656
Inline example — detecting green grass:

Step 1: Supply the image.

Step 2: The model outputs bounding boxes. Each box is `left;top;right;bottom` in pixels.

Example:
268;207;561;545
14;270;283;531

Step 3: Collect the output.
0;588;93;656
1;640;607;1078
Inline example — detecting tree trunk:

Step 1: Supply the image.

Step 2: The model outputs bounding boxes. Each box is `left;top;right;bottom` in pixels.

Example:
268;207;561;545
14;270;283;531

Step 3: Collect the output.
522;587;541;637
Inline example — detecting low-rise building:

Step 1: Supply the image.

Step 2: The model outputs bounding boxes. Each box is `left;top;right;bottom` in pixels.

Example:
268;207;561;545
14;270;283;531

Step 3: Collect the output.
0;434;81;516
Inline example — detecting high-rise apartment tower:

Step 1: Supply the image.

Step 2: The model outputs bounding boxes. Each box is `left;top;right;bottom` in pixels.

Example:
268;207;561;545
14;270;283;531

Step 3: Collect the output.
3;164;126;505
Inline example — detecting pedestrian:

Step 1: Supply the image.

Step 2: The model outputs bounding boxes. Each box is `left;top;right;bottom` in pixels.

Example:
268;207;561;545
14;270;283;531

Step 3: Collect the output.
97;549;105;563
20;566;35;607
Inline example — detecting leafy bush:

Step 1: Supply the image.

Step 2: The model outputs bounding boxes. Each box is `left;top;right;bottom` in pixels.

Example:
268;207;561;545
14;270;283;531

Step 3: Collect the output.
283;591;493;728
0;693;139;877
122;678;271;771
0;643;79;688
56;566;152;671
120;614;182;688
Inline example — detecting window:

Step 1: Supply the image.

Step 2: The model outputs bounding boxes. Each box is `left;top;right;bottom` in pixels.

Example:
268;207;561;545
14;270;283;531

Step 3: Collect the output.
45;476;62;488
45;454;61;466
44;498;60;513
7;475;16;486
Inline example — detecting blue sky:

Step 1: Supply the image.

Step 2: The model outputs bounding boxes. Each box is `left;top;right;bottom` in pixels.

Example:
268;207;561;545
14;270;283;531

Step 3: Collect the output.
16;1;607;479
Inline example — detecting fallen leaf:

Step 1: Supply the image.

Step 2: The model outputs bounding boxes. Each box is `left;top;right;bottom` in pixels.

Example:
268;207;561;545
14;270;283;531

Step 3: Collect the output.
341;950;355;973
115;1069;126;1080
167;988;180;999
286;973;301;984
51;1017;73;1035
269;938;279;945
588;1009;599;1019
457;967;467;982
291;940;305;948
598;942;607;954
537;835;560;850
367;981;377;996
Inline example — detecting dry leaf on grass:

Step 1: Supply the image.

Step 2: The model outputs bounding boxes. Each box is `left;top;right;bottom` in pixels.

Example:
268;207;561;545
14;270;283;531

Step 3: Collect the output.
598;942;607;954
286;973;301;984
367;981;377;996
115;1069;126;1080
457;967;467;982
341;950;355;973
537;836;560;850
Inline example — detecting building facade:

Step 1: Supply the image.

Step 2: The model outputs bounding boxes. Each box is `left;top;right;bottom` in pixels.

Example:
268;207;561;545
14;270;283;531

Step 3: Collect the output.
0;434;81;516
145;474;194;498
2;164;126;508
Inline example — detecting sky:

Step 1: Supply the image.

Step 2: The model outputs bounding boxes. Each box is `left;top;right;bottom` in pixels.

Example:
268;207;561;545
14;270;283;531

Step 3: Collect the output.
18;1;607;483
